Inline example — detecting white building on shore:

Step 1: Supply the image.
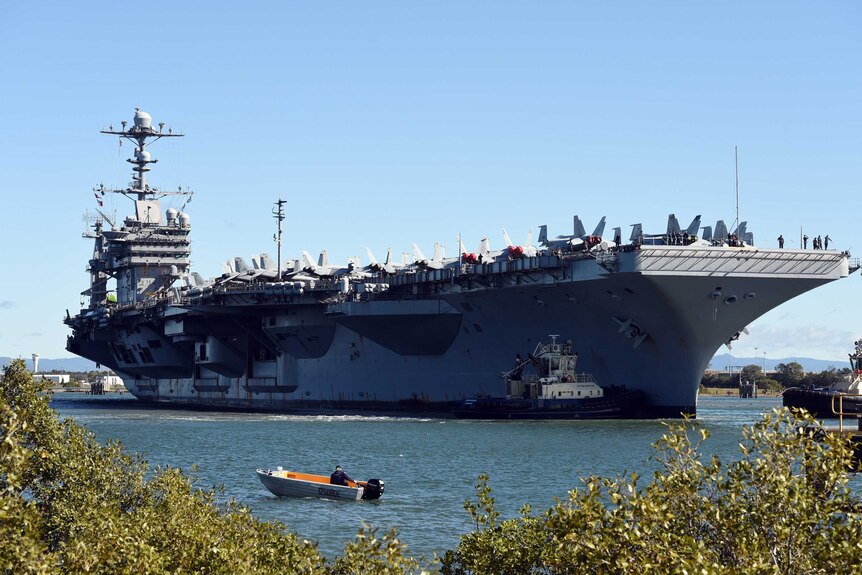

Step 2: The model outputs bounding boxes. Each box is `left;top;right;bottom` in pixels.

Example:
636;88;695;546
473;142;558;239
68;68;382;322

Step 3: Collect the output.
36;373;71;385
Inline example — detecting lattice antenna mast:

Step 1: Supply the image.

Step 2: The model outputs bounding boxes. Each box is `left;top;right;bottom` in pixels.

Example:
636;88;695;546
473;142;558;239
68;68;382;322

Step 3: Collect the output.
273;199;287;279
99;108;190;202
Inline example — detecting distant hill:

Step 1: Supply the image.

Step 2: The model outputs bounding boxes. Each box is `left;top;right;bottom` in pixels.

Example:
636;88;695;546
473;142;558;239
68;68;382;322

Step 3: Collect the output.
710;353;848;374
0;356;107;373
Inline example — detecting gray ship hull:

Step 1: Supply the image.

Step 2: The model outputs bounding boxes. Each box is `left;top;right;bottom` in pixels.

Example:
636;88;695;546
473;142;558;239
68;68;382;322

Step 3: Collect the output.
69;247;852;418
66;110;856;418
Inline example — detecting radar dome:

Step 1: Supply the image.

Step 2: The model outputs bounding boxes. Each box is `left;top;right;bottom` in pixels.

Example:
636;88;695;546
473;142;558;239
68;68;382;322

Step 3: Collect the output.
165;208;178;222
134;109;152;128
179;212;191;228
135;150;151;162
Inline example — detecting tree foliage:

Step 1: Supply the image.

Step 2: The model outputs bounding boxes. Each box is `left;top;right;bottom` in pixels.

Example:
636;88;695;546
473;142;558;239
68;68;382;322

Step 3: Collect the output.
0;359;426;575
774;362;805;387
739;364;762;383
443;411;862;575
6;357;862;574
702;362;849;391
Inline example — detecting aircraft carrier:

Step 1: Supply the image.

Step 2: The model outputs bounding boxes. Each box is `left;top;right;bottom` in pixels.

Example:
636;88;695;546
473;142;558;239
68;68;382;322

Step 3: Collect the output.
64;109;857;418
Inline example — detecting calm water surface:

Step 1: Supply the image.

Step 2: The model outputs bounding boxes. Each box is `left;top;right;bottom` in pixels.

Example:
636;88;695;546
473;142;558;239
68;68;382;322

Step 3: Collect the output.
52;394;794;559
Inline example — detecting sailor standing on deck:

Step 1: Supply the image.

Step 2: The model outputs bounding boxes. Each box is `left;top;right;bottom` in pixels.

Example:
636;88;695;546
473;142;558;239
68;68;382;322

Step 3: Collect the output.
330;465;353;486
778;235;784;248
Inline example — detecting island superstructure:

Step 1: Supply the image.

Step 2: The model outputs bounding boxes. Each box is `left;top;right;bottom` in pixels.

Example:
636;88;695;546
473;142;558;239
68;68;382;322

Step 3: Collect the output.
65;109;857;417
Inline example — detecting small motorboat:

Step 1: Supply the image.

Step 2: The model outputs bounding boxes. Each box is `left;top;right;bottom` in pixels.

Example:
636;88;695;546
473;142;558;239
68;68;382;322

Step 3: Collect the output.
256;467;384;501
452;335;644;419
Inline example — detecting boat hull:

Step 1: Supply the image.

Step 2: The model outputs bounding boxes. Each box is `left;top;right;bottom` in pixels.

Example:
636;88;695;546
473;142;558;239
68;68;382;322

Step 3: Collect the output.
256;469;383;501
68;245;852;419
452;390;644;420
783;388;862;419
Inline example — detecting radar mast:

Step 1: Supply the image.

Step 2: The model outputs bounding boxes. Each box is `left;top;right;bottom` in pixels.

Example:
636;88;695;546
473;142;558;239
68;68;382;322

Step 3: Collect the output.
99;107;188;201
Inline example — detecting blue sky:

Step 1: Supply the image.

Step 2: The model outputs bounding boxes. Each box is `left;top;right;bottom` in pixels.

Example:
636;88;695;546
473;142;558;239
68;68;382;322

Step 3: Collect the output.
0;1;859;363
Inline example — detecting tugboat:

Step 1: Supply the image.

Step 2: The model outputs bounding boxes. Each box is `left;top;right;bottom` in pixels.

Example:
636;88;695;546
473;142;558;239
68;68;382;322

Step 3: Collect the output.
452;335;644;419
783;339;862;418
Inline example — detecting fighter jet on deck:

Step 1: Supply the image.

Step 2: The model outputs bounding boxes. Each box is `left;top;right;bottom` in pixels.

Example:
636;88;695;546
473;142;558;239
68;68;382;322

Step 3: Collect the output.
538;215;607;251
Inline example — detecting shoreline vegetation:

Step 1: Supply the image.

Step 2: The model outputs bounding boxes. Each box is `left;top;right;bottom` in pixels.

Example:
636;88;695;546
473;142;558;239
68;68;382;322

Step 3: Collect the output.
4;358;862;574
699;386;782;398
700;361;850;398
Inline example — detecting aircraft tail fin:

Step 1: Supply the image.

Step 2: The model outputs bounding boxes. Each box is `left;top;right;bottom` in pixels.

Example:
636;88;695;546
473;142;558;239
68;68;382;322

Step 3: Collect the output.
730;221;753;245
612;227;621;245
191;272;205;287
666;213;681;235
629;223;643;243
302;250;316;269
318;250;329;267
478;237;490;255
412;243;427;263
260;253;275;270
502;228;514;247
538;225;549;246
234;257;249;273
701;225;713;241
572;215;587;238
458;234;466;255
433;242;445;261
365;247;379;265
526;228;533;248
686;215;701;236
592;216;607;238
733;221;746;236
384;247;393;266
714;220;728;242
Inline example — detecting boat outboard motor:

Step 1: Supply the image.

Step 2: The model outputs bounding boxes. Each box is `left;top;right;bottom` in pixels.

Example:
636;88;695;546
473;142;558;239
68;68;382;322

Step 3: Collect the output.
361;478;384;500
